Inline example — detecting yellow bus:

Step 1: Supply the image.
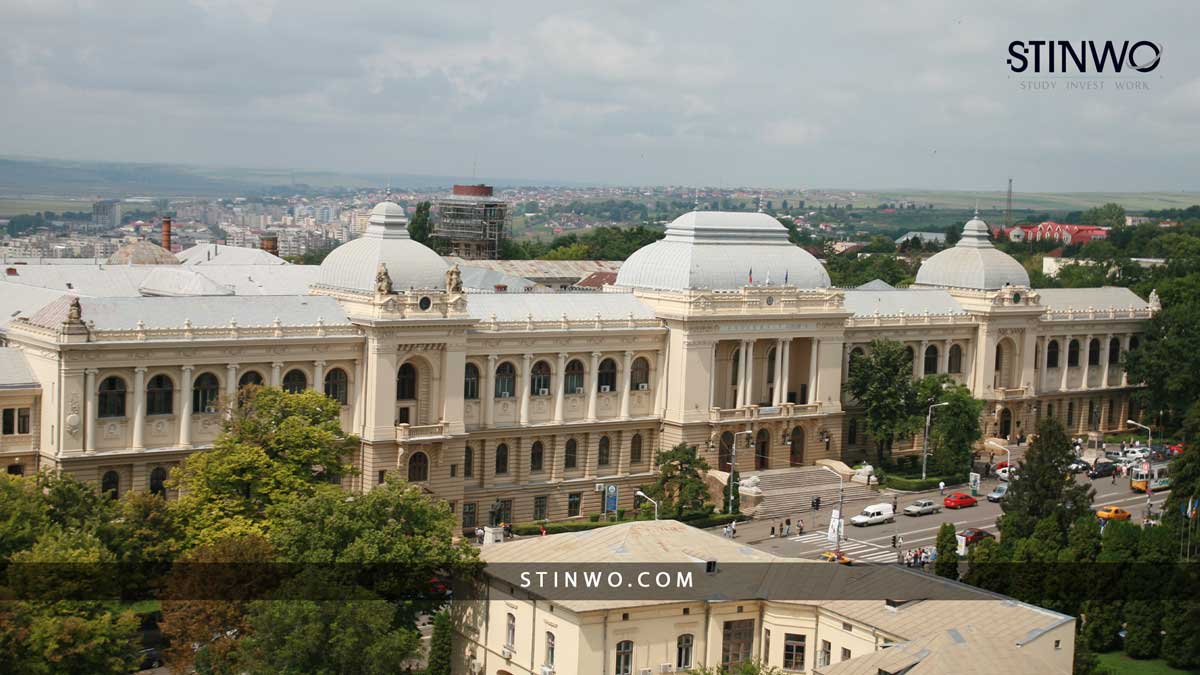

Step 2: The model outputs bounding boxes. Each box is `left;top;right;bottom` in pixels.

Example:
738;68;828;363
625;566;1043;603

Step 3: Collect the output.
1130;463;1170;493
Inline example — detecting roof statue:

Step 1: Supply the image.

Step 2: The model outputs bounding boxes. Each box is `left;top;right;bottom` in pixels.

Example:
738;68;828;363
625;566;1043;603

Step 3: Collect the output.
446;264;463;294
375;262;393;295
1149;288;1161;311
67;296;81;322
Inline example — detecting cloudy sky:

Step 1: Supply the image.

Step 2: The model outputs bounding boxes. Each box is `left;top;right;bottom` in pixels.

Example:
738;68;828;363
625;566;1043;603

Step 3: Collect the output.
2;0;1197;190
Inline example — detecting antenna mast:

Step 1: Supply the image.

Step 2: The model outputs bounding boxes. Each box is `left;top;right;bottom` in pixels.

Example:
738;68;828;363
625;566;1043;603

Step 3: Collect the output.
1005;178;1013;228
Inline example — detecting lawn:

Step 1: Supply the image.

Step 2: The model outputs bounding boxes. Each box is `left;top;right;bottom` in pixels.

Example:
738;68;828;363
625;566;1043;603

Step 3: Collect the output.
1097;651;1200;675
0;197;92;217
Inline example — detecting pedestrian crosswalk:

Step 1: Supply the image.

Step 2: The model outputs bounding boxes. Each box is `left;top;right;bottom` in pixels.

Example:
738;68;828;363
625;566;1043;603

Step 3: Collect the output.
789;533;899;563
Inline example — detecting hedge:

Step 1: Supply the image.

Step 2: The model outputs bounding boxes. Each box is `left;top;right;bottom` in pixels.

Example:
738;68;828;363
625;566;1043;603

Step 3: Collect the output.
505;511;742;537
883;474;966;492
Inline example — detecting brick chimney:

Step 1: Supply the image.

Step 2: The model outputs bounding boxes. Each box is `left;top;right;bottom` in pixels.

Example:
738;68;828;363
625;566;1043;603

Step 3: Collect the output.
161;216;172;252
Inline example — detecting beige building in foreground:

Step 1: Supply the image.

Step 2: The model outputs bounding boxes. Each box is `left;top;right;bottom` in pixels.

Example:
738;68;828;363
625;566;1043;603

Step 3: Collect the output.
0;205;1152;528
456;520;1075;674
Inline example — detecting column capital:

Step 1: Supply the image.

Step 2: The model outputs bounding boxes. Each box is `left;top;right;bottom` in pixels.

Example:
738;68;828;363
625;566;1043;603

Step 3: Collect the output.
226;363;239;369
313;360;327;367
134;366;147;374
487;353;498;363
85;368;99;376
591;351;602;359
181;365;194;373
272;361;285;368
557;352;568;361
523;352;533;361
624;350;634;358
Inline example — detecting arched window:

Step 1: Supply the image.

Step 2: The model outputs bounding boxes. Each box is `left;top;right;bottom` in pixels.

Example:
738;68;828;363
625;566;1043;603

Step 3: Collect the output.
847;418;858;445
101;470;120;499
239;371;264;388
463;446;474;478
149;467;168;497
1088;338;1101;366
850;346;865;362
530;441;544;472
677;634;694;669
505;613;516;649
598;358;617;391
396;363;416;400
755;429;770;471
324;368;348;405
630;433;643;463
463;363;480;400
408;451;429;482
1047;340;1060;368
1108;337;1121;364
192;372;220;413
789;426;805;466
282;369;307;394
948;344;963;373
495;443;509;475
531;360;551;395
98;376;126;418
597;436;611;466
565;359;585;393
923;345;938;375
904;345;915;367
546;631;556;668
719;431;734;472
564;439;578;469
766;347;777;384
615;640;634;675
730;349;741;385
146;374;174;415
631;357;650;390
1067;339;1080;367
495;362;516;398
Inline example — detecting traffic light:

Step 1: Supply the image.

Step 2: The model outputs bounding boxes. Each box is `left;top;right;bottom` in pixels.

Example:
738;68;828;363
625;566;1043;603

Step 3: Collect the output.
891;535;898;548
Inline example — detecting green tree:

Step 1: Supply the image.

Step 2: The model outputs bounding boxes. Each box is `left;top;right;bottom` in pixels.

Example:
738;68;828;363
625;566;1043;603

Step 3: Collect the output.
1081;202;1126;229
934;522;959;580
407;201;432;244
0;473;49;559
998;419;1093;541
425;610;453;675
846;340;919;465
962;537;1007;594
1124;291;1200;435
922;381;983;477
644;444;712;518
688;661;782;675
1080;600;1123;653
540;242;590;260
1123;599;1162;659
1161;601;1200;669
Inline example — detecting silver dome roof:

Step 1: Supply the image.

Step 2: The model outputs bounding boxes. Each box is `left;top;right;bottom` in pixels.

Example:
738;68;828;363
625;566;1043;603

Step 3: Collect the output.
615;211;831;291
315;201;447;293
914;215;1030;290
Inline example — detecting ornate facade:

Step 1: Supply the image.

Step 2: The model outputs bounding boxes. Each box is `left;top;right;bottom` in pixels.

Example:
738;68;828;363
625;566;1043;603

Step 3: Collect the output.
1;206;1153;528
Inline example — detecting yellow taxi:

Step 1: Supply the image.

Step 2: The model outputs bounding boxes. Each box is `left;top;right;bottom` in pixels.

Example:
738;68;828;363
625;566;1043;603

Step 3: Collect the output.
1095;505;1132;521
819;550;854;565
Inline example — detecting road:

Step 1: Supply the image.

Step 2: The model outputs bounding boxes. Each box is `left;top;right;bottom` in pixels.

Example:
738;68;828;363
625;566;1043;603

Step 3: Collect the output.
745;472;1172;563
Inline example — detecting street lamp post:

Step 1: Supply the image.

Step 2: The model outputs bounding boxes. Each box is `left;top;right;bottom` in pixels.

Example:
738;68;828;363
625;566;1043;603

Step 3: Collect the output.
635;490;658;520
1127;419;1152;449
921;402;951;480
728;430;753;515
820;465;845;556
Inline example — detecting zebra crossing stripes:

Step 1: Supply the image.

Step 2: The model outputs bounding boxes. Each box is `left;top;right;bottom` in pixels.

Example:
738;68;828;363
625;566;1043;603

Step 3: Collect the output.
790;533;898;562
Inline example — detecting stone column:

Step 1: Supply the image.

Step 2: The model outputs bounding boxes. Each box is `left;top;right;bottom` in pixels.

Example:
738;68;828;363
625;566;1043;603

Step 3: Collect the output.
780;340;791;404
736;341;749;408
772;339;784;405
941;339;951;374
1121;335;1131;386
178;366;193;449
743;339;755;406
443;348;466;434
808;338;820;405
225;363;238;409
132;367;146;450
916;341;927;378
1082;335;1093;390
1059;335;1073;391
554;353;567;423
1038;337;1048;393
84;368;98;453
484;355;497;428
519;353;532;425
586;351;601;421
1101;334;1112;388
271;362;283;387
620;350;633;419
312;360;325;393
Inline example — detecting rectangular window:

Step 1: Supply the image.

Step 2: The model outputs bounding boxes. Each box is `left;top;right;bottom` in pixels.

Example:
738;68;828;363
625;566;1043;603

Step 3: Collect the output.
1;409;12;435
16;408;30;435
499;499;513;524
378;470;387;484
464;447;474;478
763;629;771;665
397;407;410;425
533;495;548;521
783;634;806;671
450;463;457;478
463;502;477;528
567;492;582;517
841;647;851;662
819;640;831;668
721;619;754;666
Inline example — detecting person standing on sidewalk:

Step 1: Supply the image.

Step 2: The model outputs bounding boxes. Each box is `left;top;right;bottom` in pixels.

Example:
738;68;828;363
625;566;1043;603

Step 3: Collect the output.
938;480;946;495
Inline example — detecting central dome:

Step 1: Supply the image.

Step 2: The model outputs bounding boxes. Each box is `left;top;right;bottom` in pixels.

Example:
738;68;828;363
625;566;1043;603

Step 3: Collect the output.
914;215;1030;290
107;240;180;265
315;201;447;293
615;211;831;291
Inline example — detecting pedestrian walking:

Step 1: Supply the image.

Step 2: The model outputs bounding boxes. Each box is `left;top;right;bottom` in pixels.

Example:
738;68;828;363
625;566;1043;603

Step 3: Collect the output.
730;520;738;538
783;518;792;537
723;524;731;538
475;527;484;545
770;525;776;538
938;480;946;495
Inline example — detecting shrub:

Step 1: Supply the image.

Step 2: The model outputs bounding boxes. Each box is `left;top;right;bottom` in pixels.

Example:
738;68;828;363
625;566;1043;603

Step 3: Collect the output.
884;474;965;491
588;513;600;522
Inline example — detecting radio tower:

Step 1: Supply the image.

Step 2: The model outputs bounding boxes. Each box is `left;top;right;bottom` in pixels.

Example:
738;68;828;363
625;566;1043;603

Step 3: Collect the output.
1005;178;1013;228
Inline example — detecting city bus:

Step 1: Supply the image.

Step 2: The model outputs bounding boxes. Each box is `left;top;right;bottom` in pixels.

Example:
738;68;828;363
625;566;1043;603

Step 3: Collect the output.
1130;463;1170;493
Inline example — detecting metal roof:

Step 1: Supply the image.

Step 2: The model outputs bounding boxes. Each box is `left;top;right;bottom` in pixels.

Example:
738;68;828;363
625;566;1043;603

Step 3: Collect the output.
465;291;654;321
915;217;1030;290
178;243;287;266
0;348;38;388
316;202;447;293
843;288;965;316
0;264;318;297
25;294;349;331
1035;287;1149;312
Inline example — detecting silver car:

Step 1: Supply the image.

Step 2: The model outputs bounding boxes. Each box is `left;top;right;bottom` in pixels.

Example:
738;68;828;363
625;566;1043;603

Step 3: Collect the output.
903;499;942;516
987;483;1008;502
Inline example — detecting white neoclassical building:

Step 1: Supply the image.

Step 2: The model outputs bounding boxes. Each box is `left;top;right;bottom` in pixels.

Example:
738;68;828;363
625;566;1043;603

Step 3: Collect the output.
0;206;1153;527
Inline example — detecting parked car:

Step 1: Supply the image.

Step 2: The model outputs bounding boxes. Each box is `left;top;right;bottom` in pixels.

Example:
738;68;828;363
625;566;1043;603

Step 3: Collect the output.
986;483;1008;503
1087;461;1116;480
959;528;995;546
1104;448;1125;461
944;492;978;509
1096;506;1132;521
850;503;896;527
1123;448;1150;461
994;461;1010;471
1067;458;1091;474
903;499;942;517
997;467;1016;481
819;550;853;565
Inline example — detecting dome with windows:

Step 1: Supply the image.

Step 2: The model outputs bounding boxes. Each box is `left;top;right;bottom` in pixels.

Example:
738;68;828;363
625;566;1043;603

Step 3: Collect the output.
914;214;1030;290
107;239;180;265
315;201;447;294
615;211;831;291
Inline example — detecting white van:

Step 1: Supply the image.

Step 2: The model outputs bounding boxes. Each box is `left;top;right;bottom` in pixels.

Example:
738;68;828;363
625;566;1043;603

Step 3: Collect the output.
850;503;895;527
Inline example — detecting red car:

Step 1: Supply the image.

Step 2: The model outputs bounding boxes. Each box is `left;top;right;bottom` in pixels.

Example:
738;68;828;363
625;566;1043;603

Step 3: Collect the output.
944;492;978;509
959;528;994;546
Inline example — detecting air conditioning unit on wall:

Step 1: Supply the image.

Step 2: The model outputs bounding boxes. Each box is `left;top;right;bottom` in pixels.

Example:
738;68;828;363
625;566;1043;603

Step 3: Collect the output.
638;383;649;391
574;387;584;394
600;385;611;393
595;483;605;492
539;388;549;396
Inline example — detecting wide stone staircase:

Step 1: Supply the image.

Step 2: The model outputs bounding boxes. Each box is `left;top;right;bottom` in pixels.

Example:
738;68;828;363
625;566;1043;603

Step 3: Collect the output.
743;466;878;520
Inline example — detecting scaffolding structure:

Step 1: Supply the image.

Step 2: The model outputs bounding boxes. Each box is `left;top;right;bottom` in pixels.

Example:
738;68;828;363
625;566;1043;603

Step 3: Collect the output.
431;184;509;260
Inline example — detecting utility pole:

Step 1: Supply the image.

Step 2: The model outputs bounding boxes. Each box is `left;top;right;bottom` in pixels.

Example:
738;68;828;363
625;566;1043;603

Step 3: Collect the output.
1005;178;1013;229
